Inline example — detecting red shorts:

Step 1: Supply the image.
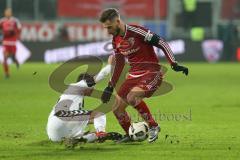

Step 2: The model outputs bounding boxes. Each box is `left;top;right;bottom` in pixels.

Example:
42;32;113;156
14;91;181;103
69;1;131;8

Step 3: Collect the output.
3;45;17;55
117;70;163;100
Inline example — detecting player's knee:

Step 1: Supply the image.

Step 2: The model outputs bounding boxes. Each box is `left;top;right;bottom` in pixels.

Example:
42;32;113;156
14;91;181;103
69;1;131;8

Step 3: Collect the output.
127;94;137;106
113;106;125;115
113;104;126;115
113;96;127;113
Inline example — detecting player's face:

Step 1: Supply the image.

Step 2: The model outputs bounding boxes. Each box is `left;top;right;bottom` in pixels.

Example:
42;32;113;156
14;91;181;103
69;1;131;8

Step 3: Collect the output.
102;18;121;36
4;8;12;18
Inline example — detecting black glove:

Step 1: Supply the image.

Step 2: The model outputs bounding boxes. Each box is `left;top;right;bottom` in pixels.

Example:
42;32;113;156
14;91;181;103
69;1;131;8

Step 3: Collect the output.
101;85;114;103
171;63;189;76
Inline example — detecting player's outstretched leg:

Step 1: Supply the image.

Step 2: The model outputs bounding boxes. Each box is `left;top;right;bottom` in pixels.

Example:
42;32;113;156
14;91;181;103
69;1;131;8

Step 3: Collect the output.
106;132;123;141
62;131;108;149
63;137;87;149
116;134;133;143
95;131;123;142
63;131;123;149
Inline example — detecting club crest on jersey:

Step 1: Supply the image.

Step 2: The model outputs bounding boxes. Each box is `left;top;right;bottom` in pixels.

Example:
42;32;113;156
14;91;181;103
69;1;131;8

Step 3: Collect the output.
118;37;139;55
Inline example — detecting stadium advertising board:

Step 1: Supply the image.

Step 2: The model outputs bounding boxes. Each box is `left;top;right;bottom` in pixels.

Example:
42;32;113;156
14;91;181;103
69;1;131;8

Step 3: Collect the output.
20;22;167;42
20;22;110;42
57;0;167;19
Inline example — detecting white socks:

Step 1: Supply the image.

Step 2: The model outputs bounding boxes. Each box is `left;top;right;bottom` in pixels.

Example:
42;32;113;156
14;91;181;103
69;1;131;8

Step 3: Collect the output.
94;114;106;132
82;114;106;143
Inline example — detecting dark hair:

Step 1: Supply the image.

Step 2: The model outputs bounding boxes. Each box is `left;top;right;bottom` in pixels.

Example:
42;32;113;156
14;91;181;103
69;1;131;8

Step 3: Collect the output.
76;73;93;82
99;8;120;23
76;73;96;87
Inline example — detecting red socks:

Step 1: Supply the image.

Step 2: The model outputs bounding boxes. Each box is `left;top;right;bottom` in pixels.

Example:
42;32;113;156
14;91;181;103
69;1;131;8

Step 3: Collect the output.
114;111;131;134
134;101;158;127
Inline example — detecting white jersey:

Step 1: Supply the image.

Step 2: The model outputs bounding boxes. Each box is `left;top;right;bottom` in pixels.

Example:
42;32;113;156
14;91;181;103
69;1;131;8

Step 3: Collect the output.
47;64;112;142
47;80;90;142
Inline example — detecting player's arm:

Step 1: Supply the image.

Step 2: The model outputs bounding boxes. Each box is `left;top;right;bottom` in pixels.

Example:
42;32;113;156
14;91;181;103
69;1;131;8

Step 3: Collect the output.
108;53;125;87
101;53;125;103
147;33;188;75
94;55;114;83
128;25;188;75
73;55;115;89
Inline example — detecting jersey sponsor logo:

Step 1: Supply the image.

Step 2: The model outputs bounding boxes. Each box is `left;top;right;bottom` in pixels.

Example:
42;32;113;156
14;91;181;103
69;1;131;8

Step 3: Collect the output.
117;37;140;56
121;46;140;56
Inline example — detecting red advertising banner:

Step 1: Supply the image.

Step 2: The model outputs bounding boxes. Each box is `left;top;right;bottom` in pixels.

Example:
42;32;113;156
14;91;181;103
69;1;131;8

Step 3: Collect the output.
57;0;167;19
21;23;56;42
221;0;240;19
58;0;102;18
62;23;110;41
20;22;112;42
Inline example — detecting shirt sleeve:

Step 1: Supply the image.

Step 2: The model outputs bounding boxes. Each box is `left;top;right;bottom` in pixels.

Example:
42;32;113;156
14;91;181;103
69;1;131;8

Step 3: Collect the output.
109;52;125;87
149;34;177;64
94;64;112;83
108;41;125;87
127;25;177;65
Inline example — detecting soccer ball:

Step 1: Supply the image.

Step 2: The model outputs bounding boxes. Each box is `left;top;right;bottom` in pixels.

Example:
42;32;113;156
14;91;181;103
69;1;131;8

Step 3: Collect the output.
129;122;149;142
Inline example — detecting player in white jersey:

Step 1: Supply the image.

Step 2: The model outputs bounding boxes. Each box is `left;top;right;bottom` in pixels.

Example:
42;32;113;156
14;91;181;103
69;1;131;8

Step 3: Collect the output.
46;56;121;145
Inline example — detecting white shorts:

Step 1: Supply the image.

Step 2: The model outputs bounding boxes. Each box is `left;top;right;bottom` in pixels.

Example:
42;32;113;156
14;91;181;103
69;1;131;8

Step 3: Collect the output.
46;110;89;142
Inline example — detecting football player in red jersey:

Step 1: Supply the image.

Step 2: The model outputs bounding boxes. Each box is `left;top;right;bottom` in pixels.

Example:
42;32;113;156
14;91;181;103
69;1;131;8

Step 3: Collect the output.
99;8;188;143
0;8;21;78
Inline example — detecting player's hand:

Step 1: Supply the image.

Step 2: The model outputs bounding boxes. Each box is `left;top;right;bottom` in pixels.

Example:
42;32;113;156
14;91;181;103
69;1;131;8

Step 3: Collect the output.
101;85;114;103
171;63;189;76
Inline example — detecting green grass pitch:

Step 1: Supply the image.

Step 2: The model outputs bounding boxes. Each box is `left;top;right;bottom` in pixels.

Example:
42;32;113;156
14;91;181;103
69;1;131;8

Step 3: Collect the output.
0;62;239;160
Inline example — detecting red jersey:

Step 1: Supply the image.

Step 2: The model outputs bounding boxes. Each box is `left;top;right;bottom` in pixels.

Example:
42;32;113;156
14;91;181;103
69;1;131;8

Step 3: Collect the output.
0;17;21;46
110;24;176;86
